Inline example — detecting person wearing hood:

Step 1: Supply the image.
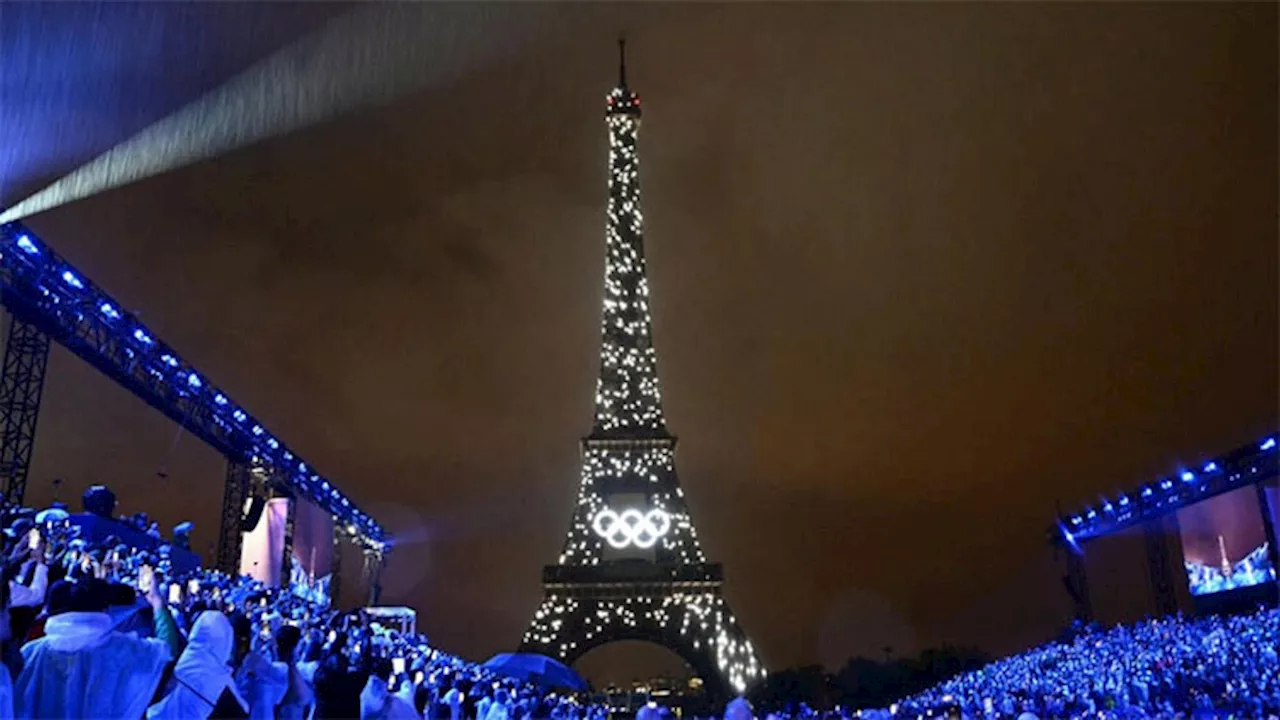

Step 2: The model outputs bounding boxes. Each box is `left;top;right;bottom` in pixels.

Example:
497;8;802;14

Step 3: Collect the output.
235;638;288;720
489;687;518;720
147;611;249;719
359;658;417;719
443;680;467;720
637;696;663;720
15;578;174;719
0;578;16;720
724;696;754;720
476;685;494;720
275;625;316;720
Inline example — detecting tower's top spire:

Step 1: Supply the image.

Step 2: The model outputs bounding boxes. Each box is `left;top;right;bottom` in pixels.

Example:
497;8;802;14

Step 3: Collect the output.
606;36;641;117
618;35;628;89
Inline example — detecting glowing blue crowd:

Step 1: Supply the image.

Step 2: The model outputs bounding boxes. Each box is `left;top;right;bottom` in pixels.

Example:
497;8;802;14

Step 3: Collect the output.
0;488;613;720
0;486;1277;719
878;609;1280;720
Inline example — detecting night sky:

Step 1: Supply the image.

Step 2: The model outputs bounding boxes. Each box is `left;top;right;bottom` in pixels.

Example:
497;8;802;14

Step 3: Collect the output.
1;2;1275;684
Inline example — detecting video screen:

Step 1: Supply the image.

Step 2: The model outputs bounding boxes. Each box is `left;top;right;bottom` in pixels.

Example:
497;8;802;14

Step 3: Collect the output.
1178;486;1276;596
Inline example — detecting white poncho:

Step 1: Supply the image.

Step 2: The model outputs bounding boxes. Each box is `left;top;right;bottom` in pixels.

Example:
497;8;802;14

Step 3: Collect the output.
16;611;170;719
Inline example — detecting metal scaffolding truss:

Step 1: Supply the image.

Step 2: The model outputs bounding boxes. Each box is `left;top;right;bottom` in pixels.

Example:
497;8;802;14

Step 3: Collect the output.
0;221;388;549
0;316;50;505
1057;433;1278;545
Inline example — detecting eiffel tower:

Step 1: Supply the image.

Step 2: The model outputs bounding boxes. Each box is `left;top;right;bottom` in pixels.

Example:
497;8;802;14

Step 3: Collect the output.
519;41;764;700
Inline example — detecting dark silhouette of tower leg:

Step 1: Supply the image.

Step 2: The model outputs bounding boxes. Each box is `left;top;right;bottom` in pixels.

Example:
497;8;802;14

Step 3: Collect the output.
0;316;50;506
218;459;252;574
1144;515;1180;616
331;522;344;606
1064;546;1093;623
280;488;297;586
364;549;385;606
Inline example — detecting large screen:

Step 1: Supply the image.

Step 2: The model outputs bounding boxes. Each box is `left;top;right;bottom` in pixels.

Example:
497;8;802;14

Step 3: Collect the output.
1178;486;1276;596
238;497;335;605
289;498;335;606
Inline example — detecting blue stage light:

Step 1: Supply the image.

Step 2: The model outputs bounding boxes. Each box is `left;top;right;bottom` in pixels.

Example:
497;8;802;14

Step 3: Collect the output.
214;394;228;406
233;410;247;422
1070;516;1081;525
266;438;280;450
160;354;179;368
1086;509;1097;519
98;303;120;320
1119;495;1130;506
1160;479;1173;491
251;425;264;436
1180;471;1195;482
15;236;39;255
1203;462;1218;472
186;373;202;389
1142;487;1154;498
1262;438;1277;451
299;462;307;472
60;270;84;289
133;329;153;345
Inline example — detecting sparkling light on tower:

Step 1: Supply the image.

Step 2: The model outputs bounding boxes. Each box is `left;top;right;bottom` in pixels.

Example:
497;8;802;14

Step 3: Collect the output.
519;40;763;699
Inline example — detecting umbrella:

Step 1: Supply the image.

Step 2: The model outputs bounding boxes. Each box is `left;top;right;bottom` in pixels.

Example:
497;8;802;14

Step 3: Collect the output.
35;508;69;525
482;653;588;691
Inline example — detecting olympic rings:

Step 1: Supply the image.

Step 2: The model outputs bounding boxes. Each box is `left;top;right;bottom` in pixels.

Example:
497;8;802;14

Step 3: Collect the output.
591;508;671;549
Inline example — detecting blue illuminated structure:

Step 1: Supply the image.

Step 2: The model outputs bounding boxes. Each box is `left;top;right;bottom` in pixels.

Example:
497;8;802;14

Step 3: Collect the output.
1054;432;1279;621
1059;433;1278;543
0;221;388;556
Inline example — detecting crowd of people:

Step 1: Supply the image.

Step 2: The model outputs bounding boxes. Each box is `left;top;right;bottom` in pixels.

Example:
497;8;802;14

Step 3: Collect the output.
0;487;612;720
0;485;1277;719
877;609;1280;719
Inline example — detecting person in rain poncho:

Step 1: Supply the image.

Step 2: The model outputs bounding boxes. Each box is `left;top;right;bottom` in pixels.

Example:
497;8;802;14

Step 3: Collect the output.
359;658;417;719
637;696;663;720
724;696;754;720
0;576;16;720
16;579;174;719
235;633;288;720
484;687;514;720
443;680;466;720
274;626;315;720
147;611;249;719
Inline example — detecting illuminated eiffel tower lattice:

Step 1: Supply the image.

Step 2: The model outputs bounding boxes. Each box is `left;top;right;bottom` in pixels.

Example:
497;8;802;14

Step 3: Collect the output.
518;41;764;699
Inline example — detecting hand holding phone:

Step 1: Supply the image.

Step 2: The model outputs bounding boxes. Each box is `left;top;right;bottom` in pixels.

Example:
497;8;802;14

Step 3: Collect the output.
138;565;155;594
392;657;405;675
168;583;182;605
27;528;40;550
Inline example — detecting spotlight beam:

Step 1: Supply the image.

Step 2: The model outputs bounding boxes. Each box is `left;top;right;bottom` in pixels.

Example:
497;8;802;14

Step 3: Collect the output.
1;4;617;223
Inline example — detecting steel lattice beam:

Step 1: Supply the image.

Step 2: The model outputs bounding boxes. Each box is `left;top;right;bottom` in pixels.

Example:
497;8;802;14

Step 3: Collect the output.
1144;515;1181;616
331;522;343;608
217;460;251;574
0;221;388;548
0;316;50;506
280;488;297;585
1058;434;1278;545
